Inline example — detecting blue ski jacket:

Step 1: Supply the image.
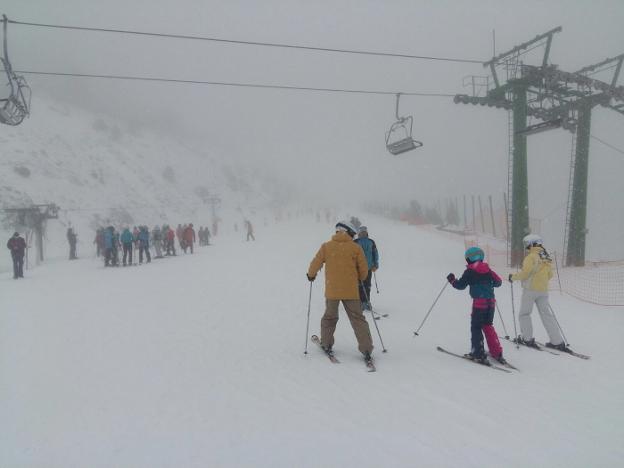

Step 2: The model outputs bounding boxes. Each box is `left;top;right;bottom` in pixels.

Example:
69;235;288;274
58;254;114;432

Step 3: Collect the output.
355;237;379;270
120;229;134;244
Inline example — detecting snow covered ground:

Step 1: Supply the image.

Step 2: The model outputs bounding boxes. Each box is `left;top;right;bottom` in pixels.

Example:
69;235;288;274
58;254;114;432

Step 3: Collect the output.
1;215;622;468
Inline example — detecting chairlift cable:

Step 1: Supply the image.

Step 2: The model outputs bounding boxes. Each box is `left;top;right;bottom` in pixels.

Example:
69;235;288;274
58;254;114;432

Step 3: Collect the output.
590;134;624;157
13;69;457;97
7;18;483;65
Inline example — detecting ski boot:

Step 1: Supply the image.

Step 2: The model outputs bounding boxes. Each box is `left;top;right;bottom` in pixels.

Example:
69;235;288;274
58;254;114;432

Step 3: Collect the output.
516;336;540;349
464;352;489;365
363;351;373;364
492;353;508;365
545;342;572;353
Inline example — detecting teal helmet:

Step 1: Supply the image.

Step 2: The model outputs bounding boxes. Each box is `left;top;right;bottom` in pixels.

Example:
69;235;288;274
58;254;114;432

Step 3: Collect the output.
464;246;485;264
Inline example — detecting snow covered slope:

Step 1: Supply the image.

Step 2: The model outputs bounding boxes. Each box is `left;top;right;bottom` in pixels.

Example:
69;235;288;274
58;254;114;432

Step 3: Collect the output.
0;95;290;271
1;215;621;468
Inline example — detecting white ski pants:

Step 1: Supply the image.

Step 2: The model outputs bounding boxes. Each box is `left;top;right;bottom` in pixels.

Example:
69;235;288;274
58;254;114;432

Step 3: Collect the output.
153;239;162;257
518;289;563;345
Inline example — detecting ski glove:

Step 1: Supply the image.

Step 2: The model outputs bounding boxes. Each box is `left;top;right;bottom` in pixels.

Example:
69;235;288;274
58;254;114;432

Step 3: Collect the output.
446;273;455;283
307;274;316;282
508;274;513;283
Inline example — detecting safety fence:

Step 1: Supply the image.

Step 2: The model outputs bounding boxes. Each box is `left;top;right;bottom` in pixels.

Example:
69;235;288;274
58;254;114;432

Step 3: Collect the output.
387;210;624;307
461;233;624;307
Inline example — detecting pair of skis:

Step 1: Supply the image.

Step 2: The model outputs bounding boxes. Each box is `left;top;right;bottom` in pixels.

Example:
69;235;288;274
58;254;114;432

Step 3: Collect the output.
503;336;591;360
310;335;376;372
436;346;517;373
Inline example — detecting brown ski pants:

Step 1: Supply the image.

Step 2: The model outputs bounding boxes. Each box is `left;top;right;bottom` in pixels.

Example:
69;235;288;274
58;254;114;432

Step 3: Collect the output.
321;299;374;354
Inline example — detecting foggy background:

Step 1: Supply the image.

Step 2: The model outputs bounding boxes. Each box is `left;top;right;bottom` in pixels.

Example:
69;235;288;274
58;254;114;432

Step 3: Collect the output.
2;0;623;259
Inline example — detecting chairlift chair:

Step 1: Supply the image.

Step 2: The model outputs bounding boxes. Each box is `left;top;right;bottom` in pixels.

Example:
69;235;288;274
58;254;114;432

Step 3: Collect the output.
385;93;423;155
0;15;30;126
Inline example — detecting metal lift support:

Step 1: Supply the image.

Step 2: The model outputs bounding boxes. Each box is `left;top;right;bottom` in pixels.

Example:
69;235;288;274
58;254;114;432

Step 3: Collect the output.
454;27;623;266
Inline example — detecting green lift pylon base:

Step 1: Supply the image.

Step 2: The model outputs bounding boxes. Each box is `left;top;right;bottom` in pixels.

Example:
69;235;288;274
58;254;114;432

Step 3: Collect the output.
510;85;529;267
566;104;591;267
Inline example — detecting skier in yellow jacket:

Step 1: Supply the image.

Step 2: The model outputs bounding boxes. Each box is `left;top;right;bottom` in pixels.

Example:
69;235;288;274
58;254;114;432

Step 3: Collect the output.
307;221;374;363
509;234;569;351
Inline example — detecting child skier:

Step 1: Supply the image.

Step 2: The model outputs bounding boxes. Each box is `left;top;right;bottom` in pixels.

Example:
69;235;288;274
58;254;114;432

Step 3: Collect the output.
446;246;506;365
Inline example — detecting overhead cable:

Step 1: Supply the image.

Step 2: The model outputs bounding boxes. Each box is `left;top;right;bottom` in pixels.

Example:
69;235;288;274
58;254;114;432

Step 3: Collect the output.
591;134;624;156
7;18;483;65
16;69;457;97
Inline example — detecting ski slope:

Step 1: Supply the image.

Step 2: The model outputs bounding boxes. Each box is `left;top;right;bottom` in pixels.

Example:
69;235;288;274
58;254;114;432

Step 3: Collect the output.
1;216;622;468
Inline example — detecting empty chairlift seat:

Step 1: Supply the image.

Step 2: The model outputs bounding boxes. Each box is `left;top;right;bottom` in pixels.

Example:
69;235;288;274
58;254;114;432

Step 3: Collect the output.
385;94;422;155
0;15;30;126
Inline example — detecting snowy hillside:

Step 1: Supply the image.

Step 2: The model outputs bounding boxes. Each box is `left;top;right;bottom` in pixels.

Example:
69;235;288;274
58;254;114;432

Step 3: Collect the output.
0;95;292;270
2;215;622;468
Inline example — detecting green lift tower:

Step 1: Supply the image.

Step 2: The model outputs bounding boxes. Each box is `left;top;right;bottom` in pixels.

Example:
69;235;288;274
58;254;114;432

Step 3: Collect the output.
454;27;623;267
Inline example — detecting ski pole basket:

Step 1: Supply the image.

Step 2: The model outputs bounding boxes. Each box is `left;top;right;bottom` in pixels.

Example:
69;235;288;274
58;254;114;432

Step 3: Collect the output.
0;15;31;126
385;93;422;155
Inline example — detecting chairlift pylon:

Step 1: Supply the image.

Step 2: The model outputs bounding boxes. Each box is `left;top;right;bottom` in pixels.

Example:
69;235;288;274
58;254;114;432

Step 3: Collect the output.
385;93;422;155
0;15;31;126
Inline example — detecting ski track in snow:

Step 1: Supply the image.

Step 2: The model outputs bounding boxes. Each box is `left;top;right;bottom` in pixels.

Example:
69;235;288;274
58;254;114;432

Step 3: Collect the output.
1;216;623;468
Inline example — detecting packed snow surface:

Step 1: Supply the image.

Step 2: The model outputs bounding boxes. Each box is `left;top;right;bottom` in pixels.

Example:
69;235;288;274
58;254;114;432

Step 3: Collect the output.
2;216;622;468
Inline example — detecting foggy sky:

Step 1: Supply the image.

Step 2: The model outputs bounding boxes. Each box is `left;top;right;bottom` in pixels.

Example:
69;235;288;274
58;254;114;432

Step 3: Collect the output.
2;0;624;258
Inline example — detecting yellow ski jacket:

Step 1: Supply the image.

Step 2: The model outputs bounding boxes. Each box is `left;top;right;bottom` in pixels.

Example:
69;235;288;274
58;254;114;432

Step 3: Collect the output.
511;246;553;292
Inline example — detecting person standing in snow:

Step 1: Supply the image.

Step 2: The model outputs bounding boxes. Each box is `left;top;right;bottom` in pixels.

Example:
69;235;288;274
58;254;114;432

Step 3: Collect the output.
164;225;176;256
307;221;374;363
103;226;116;267
152;225;163;258
138;226;151;264
350;216;362;230
198;227;204;246
355;226;379;311
204;226;211;246
509;235;570;352
67;227;78;260
113;227;121;266
447;246;506;365
7;232;26;279
245;220;255;241
120;227;134;266
176;224;185;252
94;228;104;257
183;223;196;254
132;226;140;250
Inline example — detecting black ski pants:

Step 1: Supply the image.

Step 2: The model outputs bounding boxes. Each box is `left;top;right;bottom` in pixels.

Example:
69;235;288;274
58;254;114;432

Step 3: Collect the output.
139;242;151;263
122;243;133;265
470;305;495;359
69;242;77;259
359;270;372;303
11;253;24;278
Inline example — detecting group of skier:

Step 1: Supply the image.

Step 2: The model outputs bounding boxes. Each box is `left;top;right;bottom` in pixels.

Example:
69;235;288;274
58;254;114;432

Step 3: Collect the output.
94;223;208;267
307;220;573;369
446;233;572;367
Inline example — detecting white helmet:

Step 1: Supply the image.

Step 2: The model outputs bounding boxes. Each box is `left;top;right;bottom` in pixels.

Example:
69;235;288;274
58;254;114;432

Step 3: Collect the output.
523;234;543;248
335;221;357;237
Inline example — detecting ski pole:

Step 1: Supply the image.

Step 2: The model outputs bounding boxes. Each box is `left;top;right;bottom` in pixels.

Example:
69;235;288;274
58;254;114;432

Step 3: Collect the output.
414;281;448;336
510;281;519;349
495;301;509;339
304;282;313;354
548;304;570;345
361;281;387;352
373;271;379;294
